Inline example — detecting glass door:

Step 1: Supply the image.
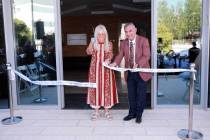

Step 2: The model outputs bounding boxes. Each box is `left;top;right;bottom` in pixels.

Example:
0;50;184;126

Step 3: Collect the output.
3;0;63;108
156;0;202;105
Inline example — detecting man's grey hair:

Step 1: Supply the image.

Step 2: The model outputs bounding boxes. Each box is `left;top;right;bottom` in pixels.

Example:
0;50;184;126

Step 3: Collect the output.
124;22;136;29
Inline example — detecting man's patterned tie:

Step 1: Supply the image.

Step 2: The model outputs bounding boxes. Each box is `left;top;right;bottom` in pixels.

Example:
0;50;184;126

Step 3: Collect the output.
129;41;134;68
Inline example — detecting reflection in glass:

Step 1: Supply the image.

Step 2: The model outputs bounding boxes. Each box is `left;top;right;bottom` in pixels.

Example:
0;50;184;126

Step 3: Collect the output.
0;0;9;109
13;0;57;105
208;59;210;108
157;0;202;105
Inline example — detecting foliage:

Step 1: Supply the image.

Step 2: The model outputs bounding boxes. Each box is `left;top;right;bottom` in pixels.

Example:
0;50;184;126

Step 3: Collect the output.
184;0;201;34
15;19;32;48
157;0;201;51
157;22;173;52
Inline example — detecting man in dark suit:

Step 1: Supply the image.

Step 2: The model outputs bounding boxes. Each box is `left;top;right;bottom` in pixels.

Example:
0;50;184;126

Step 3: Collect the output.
110;23;152;123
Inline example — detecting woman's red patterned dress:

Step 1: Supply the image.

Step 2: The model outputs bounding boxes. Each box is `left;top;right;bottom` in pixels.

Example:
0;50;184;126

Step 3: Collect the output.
87;43;118;108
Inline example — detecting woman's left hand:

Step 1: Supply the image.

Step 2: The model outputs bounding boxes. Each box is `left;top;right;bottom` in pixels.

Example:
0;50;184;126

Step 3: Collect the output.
104;59;111;65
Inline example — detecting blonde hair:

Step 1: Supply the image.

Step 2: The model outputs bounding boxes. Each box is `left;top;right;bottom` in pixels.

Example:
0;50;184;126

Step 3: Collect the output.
93;24;109;51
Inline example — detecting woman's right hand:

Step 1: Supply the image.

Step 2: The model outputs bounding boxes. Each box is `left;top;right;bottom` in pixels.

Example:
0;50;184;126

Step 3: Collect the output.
86;47;93;55
86;41;94;55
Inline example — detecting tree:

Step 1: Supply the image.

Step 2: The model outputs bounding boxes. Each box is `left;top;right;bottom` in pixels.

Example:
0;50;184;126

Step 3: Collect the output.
184;0;201;37
158;0;175;34
158;0;174;52
14;19;32;48
157;22;173;52
175;2;187;40
158;0;201;42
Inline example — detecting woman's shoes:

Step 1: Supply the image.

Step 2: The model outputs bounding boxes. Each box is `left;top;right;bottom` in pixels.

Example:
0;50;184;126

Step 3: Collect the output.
104;111;113;120
91;110;113;121
91;111;99;121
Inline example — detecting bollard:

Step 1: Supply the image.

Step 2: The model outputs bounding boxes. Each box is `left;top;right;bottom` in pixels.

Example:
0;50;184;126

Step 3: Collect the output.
33;59;47;103
177;63;203;140
1;63;22;125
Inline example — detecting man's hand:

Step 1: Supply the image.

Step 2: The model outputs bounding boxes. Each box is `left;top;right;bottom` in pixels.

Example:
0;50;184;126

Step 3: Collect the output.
133;63;138;69
109;62;117;67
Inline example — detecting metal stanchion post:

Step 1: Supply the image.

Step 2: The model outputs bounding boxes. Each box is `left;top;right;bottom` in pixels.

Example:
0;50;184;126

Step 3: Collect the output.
34;58;47;103
177;63;203;140
1;64;22;125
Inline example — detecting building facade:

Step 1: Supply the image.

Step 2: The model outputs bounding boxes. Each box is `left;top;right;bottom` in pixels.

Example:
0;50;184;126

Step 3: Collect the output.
0;0;210;109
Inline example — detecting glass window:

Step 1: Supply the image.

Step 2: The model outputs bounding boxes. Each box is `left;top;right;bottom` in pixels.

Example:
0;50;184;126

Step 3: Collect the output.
13;0;58;105
157;0;202;105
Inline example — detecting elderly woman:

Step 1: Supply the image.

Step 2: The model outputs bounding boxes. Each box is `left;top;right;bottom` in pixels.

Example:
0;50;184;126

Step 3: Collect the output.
86;24;118;120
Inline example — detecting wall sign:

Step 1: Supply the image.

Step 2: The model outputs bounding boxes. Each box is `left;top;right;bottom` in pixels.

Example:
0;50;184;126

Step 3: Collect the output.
67;34;87;45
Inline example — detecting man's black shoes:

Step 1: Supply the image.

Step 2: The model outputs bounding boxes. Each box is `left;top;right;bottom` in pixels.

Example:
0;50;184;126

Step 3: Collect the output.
135;116;142;124
123;115;136;121
123;115;142;124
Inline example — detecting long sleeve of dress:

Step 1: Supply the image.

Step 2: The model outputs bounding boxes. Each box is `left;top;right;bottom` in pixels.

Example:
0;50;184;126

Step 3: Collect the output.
86;41;94;55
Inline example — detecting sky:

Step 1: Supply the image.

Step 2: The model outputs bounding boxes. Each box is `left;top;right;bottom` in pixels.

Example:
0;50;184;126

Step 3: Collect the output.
167;0;186;8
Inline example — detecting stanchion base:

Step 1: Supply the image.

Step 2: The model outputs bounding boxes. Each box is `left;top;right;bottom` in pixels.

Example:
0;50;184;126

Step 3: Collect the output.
1;116;22;125
178;129;203;140
157;92;164;97
34;97;47;103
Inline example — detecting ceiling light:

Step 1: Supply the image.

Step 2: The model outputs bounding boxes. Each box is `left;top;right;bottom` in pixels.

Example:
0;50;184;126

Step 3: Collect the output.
91;10;114;15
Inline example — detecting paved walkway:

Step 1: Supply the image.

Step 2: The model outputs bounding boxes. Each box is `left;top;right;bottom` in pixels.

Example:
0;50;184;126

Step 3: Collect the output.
0;109;209;140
